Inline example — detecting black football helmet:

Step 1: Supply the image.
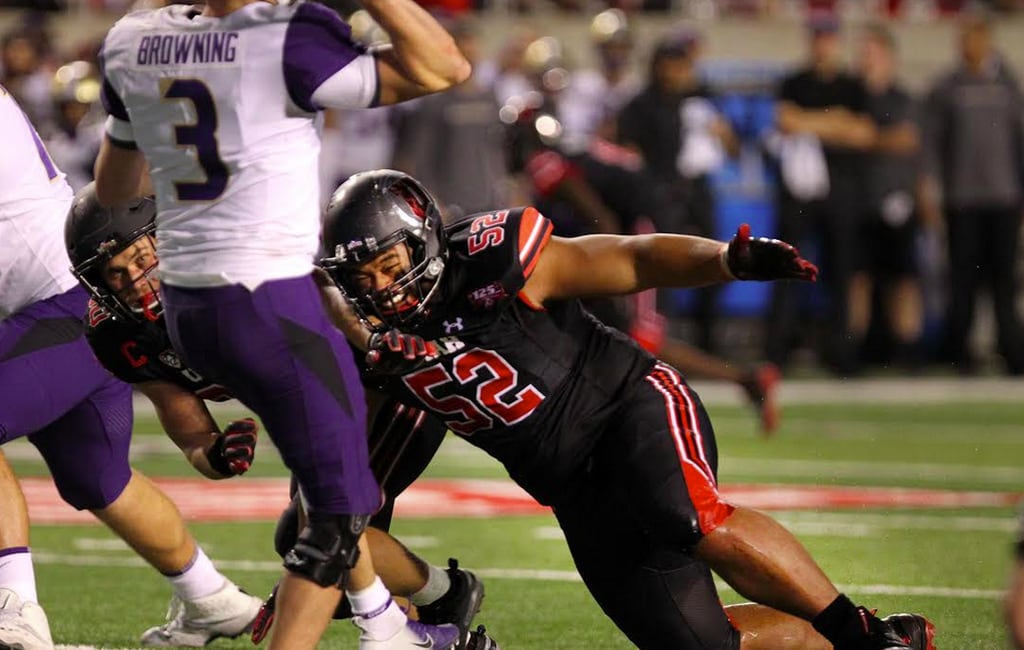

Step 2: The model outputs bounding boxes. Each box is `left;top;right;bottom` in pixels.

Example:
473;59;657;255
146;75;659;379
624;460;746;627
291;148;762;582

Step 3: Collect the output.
319;169;446;332
64;182;159;323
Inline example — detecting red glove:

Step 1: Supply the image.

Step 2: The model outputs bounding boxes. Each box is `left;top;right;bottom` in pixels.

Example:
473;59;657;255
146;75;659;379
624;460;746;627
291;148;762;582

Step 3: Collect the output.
725;223;818;282
207;418;258;476
366;329;438;374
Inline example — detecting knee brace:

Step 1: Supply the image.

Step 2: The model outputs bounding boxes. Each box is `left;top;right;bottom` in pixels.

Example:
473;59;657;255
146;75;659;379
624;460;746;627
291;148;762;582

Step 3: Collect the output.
283;511;369;588
274;496;301;559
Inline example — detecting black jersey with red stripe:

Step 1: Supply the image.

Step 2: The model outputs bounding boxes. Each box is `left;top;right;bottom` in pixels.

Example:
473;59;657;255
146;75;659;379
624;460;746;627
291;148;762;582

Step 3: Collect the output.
365;206;657;504
84;299;232;400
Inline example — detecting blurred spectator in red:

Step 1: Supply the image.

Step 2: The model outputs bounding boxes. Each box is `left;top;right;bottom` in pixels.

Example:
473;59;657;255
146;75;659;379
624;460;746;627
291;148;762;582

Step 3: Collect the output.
767;13;875;375
848;24;926;372
617;26;738;354
922;9;1024;375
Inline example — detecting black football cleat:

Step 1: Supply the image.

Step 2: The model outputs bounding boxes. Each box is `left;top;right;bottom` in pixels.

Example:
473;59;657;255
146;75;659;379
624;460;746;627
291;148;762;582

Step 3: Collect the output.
882;613;936;650
417;559;485;650
465;625;500;650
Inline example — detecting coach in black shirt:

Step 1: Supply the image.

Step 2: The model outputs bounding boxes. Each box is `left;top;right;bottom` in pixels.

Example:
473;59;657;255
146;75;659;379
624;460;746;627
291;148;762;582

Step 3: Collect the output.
768;14;876;375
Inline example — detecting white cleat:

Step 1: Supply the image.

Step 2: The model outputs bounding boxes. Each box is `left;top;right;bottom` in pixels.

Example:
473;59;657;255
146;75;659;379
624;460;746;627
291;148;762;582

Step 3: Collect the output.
355;618;461;650
0;589;54;650
140;581;263;647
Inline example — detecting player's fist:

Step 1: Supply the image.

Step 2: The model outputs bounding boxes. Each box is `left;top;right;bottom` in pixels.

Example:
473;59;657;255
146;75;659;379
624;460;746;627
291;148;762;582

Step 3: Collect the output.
207;418;258;477
366;329;438;374
725;223;818;282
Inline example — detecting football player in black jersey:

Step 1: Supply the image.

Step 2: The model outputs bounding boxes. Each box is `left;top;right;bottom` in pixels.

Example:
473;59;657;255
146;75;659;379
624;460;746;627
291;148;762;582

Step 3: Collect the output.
319;169;936;650
63;184;496;650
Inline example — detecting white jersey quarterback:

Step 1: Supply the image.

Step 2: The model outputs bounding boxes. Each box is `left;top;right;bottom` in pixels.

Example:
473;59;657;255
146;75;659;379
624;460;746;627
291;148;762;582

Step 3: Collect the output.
98;0;379;289
0;87;77;321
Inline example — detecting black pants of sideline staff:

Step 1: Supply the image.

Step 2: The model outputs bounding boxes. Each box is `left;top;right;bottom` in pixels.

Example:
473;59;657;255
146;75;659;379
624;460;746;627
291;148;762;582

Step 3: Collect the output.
945;205;1024;375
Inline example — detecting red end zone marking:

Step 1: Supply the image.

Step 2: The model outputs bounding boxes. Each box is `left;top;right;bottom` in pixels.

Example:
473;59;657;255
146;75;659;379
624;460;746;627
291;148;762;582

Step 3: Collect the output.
17;477;1023;524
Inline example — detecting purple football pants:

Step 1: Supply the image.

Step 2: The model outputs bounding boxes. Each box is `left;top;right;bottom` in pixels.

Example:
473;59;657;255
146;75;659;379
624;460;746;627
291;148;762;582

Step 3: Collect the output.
160;274;379;515
0;286;133;510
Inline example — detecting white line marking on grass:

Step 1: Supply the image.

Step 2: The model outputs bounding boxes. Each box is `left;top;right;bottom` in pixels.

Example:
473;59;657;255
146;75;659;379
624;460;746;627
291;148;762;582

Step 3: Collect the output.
723;458;1024;485
773;512;1018;533
397;535;440;548
33;552;282;572
34;552;1007;600
710;414;1024;444
72;538;131;552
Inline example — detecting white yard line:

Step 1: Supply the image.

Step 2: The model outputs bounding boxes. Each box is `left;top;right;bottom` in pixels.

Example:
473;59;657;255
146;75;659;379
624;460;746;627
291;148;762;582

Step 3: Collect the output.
722;458;1024;485
35;551;1005;602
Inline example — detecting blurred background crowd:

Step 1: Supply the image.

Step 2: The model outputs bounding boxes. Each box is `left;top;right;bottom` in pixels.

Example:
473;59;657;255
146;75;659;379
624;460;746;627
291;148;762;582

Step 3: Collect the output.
3;0;1024;378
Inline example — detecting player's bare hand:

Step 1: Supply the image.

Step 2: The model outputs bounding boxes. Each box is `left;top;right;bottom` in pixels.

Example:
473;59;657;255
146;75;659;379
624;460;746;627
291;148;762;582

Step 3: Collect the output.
207;418;258;476
366;329;438;374
725;223;818;282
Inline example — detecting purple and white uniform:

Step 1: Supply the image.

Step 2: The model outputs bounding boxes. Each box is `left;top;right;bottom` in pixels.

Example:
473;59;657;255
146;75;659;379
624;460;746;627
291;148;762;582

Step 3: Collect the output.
98;1;383;514
0;87;133;511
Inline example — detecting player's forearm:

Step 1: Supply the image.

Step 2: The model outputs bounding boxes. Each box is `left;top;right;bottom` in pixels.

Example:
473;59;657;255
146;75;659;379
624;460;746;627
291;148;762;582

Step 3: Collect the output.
631;234;731;291
360;0;470;91
94;136;148;205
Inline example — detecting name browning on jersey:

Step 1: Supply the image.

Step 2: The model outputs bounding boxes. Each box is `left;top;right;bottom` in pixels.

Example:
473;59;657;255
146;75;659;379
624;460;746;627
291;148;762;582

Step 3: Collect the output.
136;32;239;66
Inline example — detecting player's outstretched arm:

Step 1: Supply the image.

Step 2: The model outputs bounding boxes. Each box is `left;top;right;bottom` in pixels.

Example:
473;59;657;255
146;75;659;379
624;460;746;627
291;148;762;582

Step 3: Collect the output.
362;0;471;105
523;223;817;305
138;380;257;479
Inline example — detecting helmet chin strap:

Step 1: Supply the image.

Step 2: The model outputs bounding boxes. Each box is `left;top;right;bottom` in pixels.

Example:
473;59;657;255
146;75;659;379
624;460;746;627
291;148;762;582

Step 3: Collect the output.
139;291;162;322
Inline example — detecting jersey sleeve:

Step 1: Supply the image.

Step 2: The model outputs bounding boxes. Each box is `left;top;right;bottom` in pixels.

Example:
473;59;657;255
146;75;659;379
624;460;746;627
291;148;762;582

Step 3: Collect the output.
97;35;137;149
283;1;374;112
447;206;554;300
84;301;152;384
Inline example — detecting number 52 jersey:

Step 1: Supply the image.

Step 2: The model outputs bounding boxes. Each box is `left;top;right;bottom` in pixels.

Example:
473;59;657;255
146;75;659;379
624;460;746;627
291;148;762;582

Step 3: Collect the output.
98;0;377;289
364;207;657;505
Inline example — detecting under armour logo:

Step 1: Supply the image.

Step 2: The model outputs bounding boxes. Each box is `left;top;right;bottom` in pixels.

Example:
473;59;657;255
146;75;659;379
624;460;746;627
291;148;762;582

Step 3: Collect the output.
443;318;464;333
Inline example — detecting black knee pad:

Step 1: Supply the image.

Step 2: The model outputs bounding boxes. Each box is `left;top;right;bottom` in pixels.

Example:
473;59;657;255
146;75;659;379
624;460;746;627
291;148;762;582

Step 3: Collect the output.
283;512;370;588
274;496;301;559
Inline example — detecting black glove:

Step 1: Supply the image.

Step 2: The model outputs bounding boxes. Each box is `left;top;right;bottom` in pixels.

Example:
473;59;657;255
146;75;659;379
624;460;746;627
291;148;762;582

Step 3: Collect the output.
207;417;258;476
366;329;438;374
725;223;818;282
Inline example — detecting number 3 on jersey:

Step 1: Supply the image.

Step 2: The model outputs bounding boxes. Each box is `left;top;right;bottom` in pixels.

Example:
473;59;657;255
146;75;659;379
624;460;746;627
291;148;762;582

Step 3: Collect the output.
402;348;544;435
162;78;229;201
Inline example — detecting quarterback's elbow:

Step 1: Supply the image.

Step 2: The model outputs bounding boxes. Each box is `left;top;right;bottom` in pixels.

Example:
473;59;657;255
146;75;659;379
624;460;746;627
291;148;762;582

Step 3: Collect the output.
424;52;472;91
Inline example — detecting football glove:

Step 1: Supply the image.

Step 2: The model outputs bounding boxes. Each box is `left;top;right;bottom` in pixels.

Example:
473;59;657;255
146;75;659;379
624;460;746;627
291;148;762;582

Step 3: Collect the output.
724;223;818;282
207;417;258;476
366;329;439;374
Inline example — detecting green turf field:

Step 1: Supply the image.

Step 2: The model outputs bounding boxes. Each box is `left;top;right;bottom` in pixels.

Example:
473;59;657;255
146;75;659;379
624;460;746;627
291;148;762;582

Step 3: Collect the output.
7;389;1023;649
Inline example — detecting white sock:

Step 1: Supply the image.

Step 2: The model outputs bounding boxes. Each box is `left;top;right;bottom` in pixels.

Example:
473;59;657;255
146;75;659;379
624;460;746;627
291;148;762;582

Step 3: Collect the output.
0;547;38;604
349;577;405;640
410;564;451;607
165;547;226;601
